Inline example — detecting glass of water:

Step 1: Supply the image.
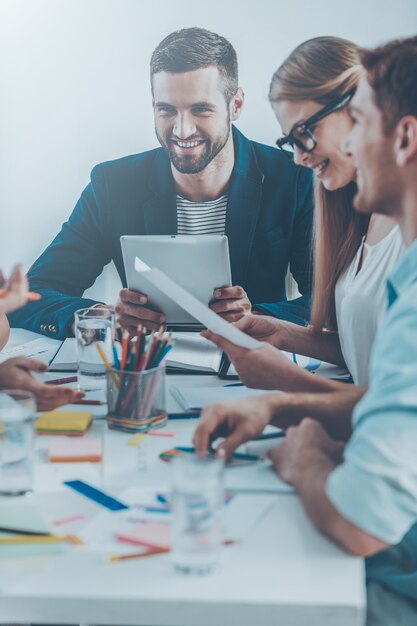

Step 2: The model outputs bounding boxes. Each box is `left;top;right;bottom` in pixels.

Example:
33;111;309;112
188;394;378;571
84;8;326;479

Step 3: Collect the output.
171;454;224;575
75;307;115;391
0;390;36;496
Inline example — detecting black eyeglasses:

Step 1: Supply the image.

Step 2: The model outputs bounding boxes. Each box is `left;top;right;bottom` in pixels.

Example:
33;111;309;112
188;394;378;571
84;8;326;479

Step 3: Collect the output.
276;89;355;158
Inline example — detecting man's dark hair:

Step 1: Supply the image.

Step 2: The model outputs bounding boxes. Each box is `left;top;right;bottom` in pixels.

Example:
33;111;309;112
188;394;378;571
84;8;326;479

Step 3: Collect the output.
150;27;238;103
360;36;417;134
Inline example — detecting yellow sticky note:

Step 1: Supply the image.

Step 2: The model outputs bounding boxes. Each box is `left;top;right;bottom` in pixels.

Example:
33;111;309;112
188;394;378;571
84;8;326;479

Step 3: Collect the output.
35;410;93;435
128;433;145;446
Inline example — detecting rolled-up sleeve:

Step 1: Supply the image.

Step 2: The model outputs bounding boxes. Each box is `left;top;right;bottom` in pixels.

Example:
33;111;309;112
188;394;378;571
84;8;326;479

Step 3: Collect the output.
326;413;417;544
326;287;417;545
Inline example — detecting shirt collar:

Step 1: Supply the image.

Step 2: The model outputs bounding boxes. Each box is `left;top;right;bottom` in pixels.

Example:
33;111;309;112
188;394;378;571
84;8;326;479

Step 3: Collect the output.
387;238;417;307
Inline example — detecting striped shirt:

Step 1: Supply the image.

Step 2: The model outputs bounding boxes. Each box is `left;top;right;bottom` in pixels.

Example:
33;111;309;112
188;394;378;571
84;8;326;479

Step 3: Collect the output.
176;194;227;235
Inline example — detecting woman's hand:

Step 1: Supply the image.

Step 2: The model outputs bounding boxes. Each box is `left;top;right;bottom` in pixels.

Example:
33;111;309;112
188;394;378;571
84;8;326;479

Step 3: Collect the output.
0;357;85;411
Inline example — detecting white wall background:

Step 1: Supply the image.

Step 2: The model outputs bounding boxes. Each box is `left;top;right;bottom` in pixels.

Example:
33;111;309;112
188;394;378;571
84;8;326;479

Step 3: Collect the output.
1;0;416;301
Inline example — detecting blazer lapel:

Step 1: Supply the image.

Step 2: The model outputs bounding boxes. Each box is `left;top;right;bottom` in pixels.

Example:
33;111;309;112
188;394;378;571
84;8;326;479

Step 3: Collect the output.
142;151;177;235
226;128;264;288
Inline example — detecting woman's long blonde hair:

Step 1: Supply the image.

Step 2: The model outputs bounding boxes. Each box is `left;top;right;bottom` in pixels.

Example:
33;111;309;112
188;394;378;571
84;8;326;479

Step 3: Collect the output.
269;36;369;330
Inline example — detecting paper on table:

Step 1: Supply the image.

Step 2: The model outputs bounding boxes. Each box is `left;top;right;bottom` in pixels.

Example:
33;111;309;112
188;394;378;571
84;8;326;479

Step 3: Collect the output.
167;332;223;373
170;385;274;411
79;487;278;552
224;494;277;541
225;459;294;494
135;258;261;351
0;501;62;559
0;337;61;365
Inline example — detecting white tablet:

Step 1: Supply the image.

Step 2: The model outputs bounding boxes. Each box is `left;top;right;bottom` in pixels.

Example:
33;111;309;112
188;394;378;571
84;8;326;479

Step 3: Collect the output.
121;235;231;327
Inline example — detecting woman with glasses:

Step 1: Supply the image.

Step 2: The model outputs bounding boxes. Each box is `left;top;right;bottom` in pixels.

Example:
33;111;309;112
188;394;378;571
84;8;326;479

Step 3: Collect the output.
202;36;404;389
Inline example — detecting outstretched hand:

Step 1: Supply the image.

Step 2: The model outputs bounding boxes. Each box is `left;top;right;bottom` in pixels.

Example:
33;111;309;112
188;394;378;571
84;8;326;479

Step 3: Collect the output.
0;357;85;411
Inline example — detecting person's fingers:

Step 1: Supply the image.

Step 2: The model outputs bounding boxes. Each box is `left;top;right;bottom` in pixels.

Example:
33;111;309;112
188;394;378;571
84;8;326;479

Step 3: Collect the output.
118;289;148;306
119;316;161;334
0;269;5;288
209;299;245;315
200;329;231;352
7;264;26;292
213;286;246;299
20;358;48;373
34;386;85;410
116;302;165;323
216;425;253;460
267;447;282;473
218;311;247;323
233;316;255;331
193;406;226;455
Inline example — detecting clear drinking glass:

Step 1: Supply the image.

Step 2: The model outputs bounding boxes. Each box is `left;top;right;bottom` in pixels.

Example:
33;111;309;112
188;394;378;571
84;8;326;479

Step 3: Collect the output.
74;307;115;391
0;390;36;495
171;455;224;575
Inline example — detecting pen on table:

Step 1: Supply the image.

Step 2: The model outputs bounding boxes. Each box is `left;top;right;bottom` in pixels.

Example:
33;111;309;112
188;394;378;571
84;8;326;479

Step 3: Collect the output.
0;527;51;536
224;382;244;387
45;376;78;385
0;289;41;301
72;399;106;406
167;411;201;420
253;432;285;441
175;446;260;462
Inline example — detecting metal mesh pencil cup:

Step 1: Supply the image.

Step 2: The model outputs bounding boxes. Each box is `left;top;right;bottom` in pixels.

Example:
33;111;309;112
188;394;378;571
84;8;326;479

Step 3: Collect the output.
106;364;167;433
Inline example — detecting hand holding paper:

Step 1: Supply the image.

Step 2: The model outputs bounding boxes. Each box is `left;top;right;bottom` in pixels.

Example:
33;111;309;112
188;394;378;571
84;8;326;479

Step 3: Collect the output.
134;257;262;351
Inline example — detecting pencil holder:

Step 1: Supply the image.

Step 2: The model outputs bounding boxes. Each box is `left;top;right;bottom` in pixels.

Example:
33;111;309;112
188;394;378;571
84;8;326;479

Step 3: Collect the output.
106;364;167;433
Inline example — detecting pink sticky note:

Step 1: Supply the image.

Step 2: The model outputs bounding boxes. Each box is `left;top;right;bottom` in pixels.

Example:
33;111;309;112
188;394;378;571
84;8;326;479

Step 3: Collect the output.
147;430;176;437
48;438;102;463
117;521;172;549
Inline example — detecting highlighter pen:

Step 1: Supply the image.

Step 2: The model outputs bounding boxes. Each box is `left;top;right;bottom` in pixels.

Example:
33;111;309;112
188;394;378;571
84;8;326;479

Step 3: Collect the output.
253;432;286;441
0;289;41;301
174;446;260;462
168;412;201;420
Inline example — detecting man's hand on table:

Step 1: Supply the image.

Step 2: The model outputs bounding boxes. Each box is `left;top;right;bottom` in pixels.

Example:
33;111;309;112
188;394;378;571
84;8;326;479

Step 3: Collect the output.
193;395;274;459
0;357;85;411
268;418;345;488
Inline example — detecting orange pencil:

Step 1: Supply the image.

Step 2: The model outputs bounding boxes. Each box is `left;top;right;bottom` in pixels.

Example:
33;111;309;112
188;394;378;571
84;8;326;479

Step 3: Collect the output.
109;547;170;562
0;289;41;301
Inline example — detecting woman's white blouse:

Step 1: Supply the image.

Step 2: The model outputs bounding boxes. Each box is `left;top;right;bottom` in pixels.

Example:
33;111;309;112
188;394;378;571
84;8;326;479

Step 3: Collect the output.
335;225;405;385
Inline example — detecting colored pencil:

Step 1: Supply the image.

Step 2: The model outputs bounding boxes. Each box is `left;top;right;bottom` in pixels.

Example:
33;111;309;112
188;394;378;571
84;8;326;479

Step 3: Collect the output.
95;342;119;387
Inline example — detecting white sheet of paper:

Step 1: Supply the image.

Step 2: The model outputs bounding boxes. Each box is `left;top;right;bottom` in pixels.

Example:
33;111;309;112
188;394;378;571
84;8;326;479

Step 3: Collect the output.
135;258;261;350
224;460;294;494
79;487;278;551
223;494;277;541
0;337;61;365
168;332;222;372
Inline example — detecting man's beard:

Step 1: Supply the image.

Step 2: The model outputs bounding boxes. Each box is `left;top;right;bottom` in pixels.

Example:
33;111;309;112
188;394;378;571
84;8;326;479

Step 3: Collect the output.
156;122;231;174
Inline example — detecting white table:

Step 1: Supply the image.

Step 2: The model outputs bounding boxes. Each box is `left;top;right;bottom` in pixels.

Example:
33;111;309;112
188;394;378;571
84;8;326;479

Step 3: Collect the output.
0;330;365;625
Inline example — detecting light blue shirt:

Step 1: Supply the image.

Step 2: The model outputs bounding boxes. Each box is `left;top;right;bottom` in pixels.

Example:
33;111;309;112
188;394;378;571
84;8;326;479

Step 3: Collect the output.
326;238;417;603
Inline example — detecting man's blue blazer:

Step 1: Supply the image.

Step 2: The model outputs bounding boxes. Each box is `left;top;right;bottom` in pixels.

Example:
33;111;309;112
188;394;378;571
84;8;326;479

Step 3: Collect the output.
9;127;314;339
